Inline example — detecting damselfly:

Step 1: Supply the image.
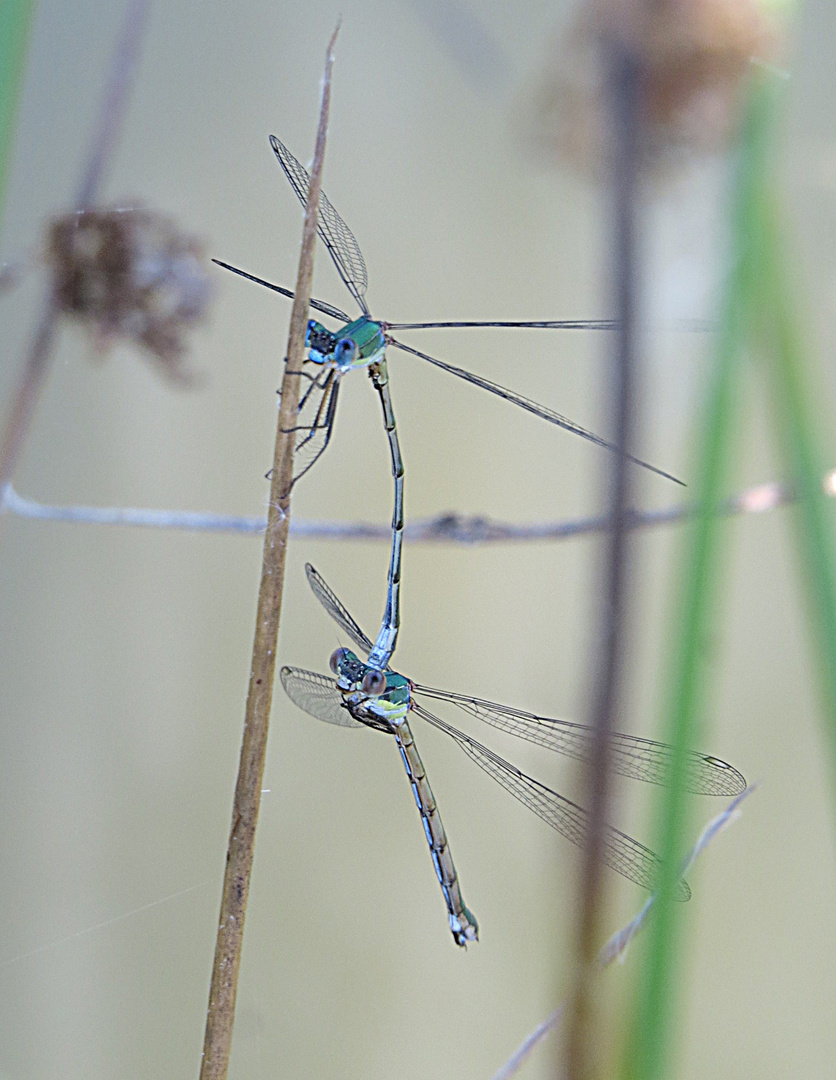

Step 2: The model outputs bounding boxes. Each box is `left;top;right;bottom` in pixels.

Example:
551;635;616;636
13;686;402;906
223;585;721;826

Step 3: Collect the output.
281;564;745;947
218;138;682;670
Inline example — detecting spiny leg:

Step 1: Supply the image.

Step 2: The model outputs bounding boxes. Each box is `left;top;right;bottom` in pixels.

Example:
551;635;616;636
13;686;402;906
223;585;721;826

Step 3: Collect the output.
292;368;335;445
279;360;331;415
269;369;339;487
289;374;340;484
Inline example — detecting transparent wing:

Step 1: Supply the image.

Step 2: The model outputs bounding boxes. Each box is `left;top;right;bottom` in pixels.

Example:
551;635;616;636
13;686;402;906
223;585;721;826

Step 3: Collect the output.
386;319;620;331
270;136;370;316
411;685;745;797
305;563;375;657
411;703;690;900
212;259;351;322
387;337;683;487
384;318;713;332
278;368;340;486
280;666;365;728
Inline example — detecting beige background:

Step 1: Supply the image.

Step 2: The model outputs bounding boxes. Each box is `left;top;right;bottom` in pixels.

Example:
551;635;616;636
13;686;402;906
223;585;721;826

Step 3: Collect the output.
1;1;835;1077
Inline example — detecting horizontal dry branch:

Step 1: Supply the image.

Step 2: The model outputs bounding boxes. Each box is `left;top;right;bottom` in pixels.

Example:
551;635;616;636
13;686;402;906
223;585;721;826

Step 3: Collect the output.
3;469;834;542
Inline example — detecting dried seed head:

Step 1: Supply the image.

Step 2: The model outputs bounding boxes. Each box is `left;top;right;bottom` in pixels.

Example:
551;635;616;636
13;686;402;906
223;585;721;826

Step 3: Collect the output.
523;0;784;170
48;206;214;384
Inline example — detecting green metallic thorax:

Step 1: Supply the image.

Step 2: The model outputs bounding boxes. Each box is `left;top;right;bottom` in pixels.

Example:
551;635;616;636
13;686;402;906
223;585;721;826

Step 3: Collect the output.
341;317;387;366
306;317;386;372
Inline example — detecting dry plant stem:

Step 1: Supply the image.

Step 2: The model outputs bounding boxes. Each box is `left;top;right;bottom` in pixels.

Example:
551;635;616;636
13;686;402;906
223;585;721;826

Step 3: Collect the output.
0;308;60;490
0;0;150;491
565;41;641;1080
197;29;337;1080
74;0;151;211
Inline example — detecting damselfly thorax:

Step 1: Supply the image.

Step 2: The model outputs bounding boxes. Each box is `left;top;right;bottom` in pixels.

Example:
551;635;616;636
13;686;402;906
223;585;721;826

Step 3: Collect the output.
306;317;386;371
330;647;411;730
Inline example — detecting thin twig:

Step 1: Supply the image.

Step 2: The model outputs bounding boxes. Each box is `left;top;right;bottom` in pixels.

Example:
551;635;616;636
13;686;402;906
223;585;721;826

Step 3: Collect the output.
197;27;338;1080
74;0;150;212
0;0;151;491
4;470;833;539
598;784;755;967
489;786;755;1080
491;1006;565;1080
565;40;642;1080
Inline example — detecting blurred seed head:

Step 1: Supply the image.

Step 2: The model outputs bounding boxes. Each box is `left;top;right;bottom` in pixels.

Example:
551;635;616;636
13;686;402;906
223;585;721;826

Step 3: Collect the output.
48;206;214;385
523;0;784;171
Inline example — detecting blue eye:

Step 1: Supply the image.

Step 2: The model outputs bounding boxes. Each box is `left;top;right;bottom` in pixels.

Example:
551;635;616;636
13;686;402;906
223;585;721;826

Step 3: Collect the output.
335;338;358;364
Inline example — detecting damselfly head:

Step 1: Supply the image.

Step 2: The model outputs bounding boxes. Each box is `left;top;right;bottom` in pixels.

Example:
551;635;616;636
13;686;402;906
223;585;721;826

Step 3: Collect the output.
361;669;387;697
306;320;338;363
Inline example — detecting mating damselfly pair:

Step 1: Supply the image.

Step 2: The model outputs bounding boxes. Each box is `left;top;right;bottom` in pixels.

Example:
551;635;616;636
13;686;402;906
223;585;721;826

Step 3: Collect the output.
219;137;745;945
218;137;682;669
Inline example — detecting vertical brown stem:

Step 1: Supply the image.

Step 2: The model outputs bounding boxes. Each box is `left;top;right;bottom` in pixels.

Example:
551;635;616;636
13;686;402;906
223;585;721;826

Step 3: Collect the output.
197;26;339;1080
563;36;642;1080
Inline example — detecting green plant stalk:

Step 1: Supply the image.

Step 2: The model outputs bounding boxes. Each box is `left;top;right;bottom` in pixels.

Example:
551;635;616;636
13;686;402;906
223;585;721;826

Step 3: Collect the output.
621;80;771;1080
0;0;35;231
755;201;836;785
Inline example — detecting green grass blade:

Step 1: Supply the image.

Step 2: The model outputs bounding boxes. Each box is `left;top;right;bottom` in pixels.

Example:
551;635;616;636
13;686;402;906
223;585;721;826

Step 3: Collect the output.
621;79;773;1080
755;197;836;787
0;0;36;229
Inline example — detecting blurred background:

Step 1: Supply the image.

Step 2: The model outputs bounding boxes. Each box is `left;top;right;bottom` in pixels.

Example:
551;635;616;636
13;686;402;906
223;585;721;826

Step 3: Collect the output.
1;1;835;1077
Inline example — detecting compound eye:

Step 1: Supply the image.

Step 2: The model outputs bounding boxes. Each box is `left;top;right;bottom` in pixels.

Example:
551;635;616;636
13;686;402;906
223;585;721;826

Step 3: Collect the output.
335;337;358;364
329;647;350;675
361;669;386;696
